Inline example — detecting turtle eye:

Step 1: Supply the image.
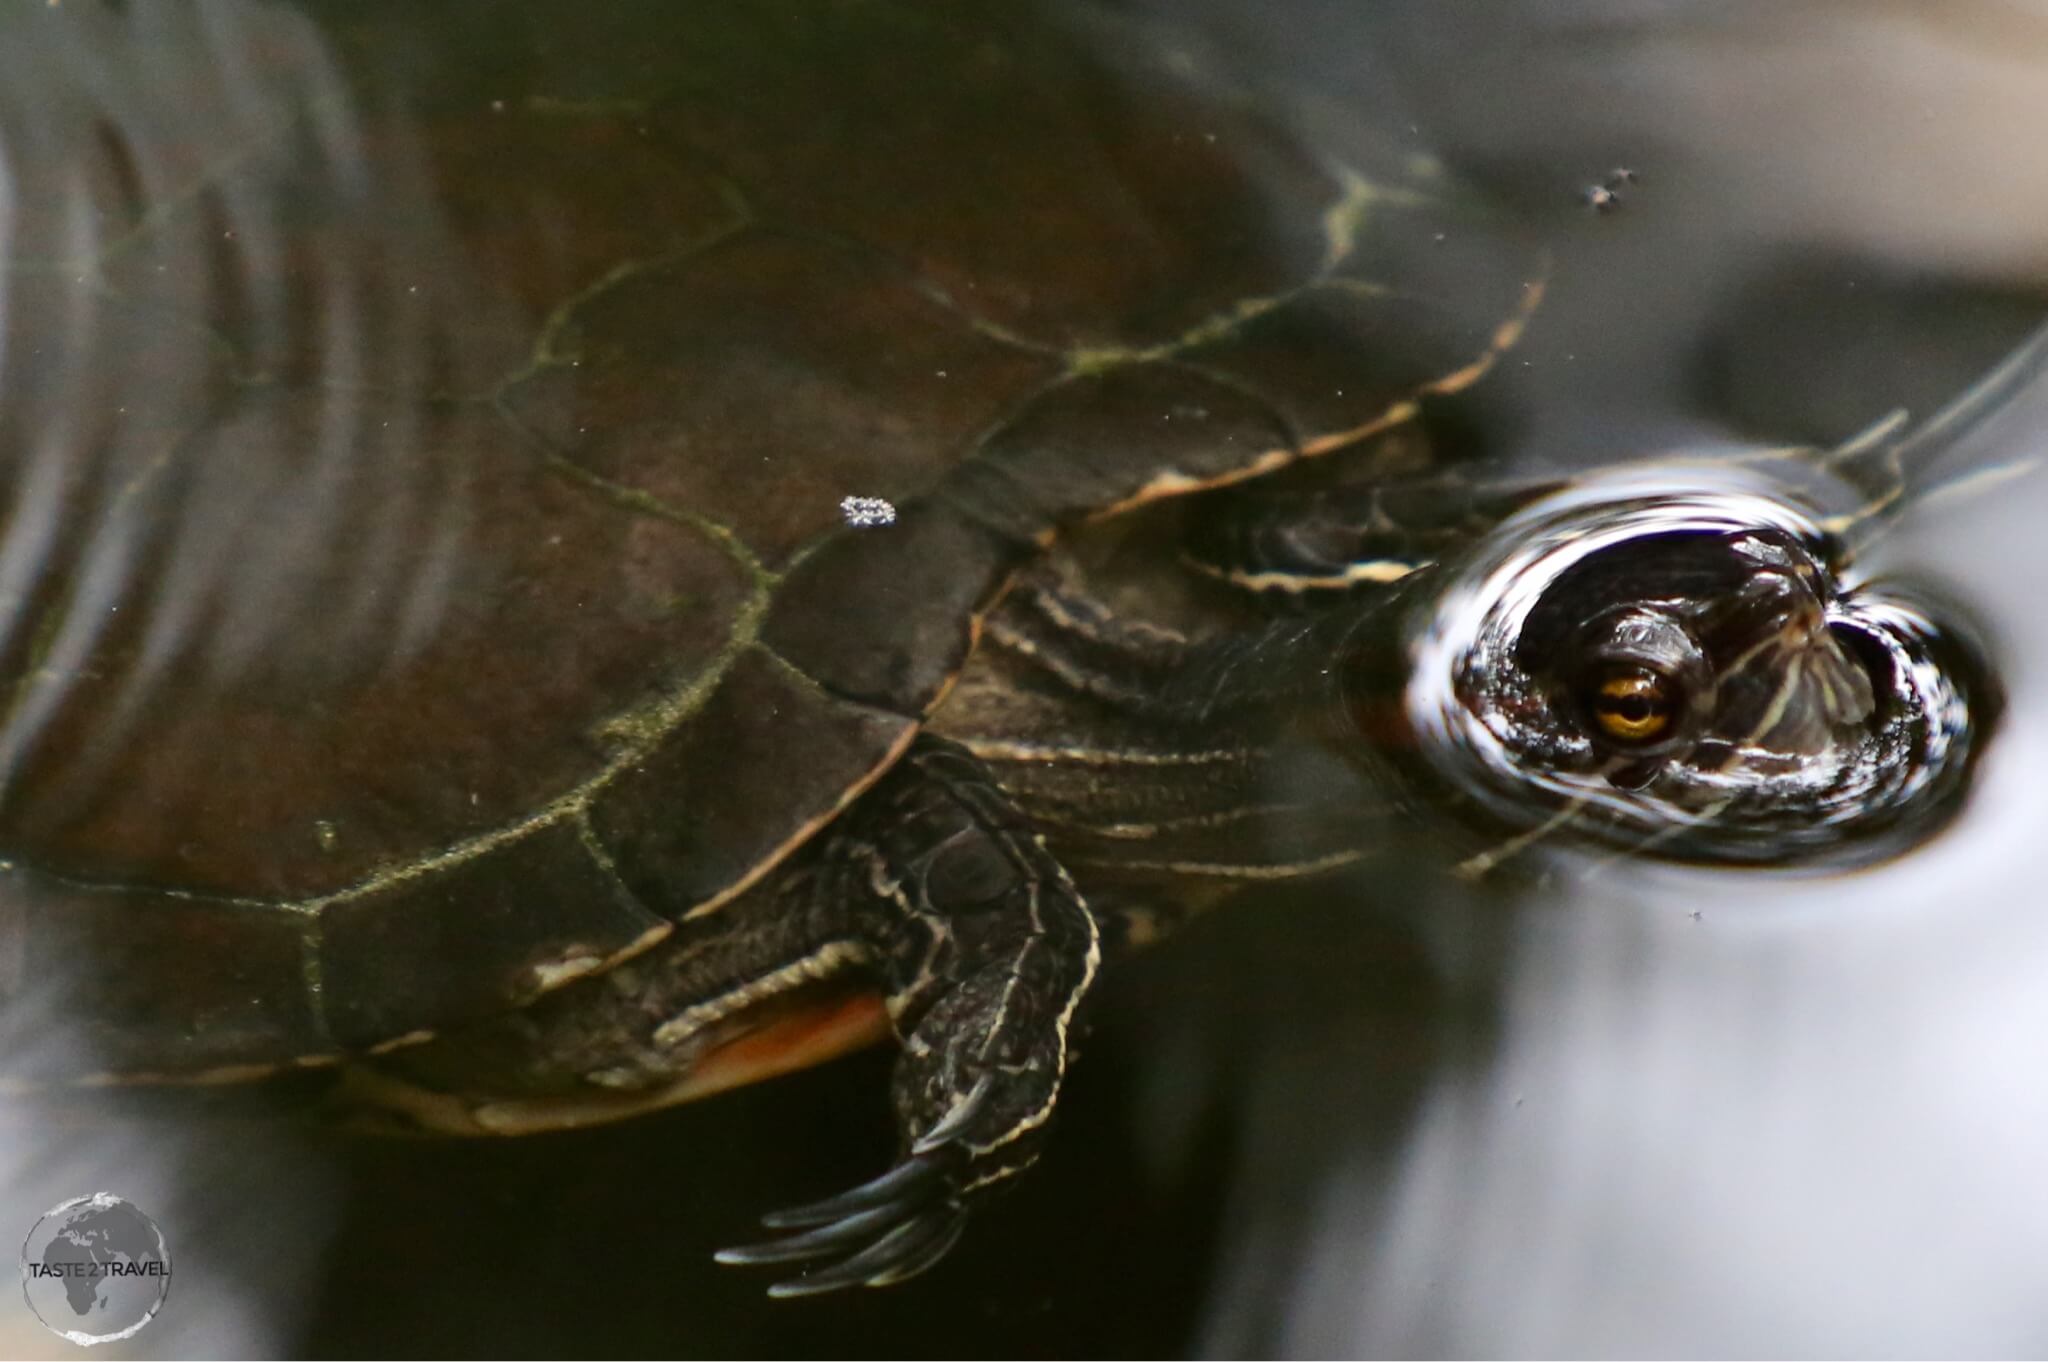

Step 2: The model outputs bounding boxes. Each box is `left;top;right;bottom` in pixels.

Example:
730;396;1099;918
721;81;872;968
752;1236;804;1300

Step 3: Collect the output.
1588;666;1679;745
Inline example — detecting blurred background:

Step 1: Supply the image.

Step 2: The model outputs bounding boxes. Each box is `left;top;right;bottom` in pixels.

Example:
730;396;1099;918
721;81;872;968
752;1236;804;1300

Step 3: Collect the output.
1158;4;2048;1355
6;1;2048;1356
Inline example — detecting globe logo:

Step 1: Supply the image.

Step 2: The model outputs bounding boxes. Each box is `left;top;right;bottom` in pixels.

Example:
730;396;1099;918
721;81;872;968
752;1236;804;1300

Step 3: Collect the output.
18;1194;171;1345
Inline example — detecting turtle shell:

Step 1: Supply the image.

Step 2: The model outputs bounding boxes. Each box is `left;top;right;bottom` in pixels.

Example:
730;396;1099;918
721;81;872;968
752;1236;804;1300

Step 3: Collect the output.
0;3;1537;1080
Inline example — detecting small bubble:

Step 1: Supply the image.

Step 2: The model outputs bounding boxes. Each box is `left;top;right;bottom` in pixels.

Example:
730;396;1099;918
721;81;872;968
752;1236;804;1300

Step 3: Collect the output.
840;495;897;528
314;820;339;852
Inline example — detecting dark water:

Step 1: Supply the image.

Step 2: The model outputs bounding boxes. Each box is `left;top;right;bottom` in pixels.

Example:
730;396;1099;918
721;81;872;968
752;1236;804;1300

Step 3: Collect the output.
2;2;2047;1356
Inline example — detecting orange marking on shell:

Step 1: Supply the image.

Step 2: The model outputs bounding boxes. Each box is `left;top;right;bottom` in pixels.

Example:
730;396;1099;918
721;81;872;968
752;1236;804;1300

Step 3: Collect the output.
1087;446;1295;522
1084;270;1549;519
923;562;1022;718
1299;400;1420;459
670;989;892;1103
1426;276;1547;398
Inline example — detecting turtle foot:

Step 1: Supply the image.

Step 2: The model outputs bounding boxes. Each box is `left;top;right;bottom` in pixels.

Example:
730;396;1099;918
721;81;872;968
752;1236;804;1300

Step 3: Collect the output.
716;1071;1028;1296
717;738;1094;1298
715;1151;970;1297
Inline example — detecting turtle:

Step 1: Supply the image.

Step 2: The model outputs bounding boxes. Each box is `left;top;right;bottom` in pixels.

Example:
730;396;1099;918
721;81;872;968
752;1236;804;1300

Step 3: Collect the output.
0;0;2012;1299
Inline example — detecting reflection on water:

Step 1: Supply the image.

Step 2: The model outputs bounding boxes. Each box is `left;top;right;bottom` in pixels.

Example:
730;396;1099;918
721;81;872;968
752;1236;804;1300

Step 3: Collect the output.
0;0;2045;1355
1402;466;1998;869
1176;3;2048;1356
1263;440;2048;1357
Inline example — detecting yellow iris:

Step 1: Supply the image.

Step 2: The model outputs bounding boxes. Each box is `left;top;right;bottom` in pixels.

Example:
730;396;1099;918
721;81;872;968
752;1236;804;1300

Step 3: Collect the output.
1593;670;1673;743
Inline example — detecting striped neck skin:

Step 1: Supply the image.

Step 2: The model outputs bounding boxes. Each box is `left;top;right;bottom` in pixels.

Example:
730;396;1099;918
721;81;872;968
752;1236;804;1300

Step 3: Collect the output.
929;577;1420;897
1398;472;1998;870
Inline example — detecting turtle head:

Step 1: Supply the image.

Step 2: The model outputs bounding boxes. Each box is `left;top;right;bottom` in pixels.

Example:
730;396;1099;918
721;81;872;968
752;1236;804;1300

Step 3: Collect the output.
1401;470;1999;867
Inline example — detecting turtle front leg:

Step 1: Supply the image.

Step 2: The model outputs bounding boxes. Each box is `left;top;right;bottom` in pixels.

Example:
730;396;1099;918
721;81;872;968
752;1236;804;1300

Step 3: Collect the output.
716;737;1101;1297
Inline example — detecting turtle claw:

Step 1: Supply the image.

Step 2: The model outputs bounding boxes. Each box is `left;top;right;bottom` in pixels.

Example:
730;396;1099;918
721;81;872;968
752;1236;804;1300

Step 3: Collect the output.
910;1074;992;1155
762;1207;967;1299
754;1152;946;1229
718;1151;968;1297
712;1203;908;1266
